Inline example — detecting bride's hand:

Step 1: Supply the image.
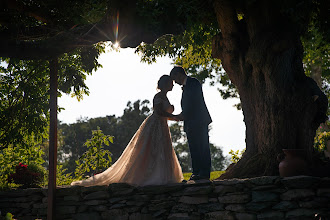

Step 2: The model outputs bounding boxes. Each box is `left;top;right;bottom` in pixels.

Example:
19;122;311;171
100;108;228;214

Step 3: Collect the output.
168;115;180;121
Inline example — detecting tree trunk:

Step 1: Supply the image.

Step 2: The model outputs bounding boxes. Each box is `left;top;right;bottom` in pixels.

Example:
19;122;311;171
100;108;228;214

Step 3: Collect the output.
212;0;328;179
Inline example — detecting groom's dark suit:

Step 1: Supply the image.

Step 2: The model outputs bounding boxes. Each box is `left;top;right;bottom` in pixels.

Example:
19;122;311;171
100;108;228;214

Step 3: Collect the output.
181;76;212;178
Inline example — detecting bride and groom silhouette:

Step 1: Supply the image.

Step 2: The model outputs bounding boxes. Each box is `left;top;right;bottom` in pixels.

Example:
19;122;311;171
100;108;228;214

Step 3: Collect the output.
71;66;212;187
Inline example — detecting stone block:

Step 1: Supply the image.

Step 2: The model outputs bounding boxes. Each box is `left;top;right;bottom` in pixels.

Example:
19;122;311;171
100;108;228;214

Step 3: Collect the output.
251;191;279;202
168;213;190;220
152;209;167;217
148;201;176;211
272;201;298;210
77;204;89;213
139;183;184;194
42;197;47;203
129;213;152;220
80;185;108;194
126;201;145;206
235;213;256;220
16;202;33;209
214;185;238;195
251;185;278;191
281;176;320;189
56;185;82;197
171;203;195;213
183;185;213;195
131;194;151;201
209;197;218;202
218;193;251;203
198;203;224;213
281;189;315;200
213;178;247;186
112;188;135;196
64;195;80;201
179;196;209;204
84;199;108;206
285;208;318;218
248;176;279;185
257;211;284;220
225;204;245;212
204;211;235;220
108;197;125;203
299;198;329;208
110;203;127;209
91;205;108;212
73;212;101;220
28;194;43;202
84;191;110;200
101;209;129;220
33;203;47;209
319;177;330;187
125;206;141;213
246;202;273;211
317;188;330;197
56;205;76;215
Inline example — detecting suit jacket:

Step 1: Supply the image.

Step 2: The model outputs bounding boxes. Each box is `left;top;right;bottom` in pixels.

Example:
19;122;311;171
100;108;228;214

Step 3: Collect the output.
181;76;212;131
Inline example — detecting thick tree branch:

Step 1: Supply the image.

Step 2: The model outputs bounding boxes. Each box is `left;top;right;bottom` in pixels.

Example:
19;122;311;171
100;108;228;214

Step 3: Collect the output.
4;0;50;23
212;0;243;84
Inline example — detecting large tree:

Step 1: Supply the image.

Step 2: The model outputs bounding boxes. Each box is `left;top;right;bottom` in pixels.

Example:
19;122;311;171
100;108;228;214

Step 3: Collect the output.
211;0;328;178
1;0;328;178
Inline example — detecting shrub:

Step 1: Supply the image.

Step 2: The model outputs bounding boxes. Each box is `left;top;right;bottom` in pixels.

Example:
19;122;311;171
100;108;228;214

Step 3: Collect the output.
7;163;44;188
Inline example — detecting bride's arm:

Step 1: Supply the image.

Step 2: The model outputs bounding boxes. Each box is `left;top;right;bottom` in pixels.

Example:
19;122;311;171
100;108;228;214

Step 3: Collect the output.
154;103;176;119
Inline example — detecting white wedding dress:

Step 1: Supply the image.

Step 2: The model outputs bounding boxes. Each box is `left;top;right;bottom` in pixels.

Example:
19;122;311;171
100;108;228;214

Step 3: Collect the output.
71;96;183;187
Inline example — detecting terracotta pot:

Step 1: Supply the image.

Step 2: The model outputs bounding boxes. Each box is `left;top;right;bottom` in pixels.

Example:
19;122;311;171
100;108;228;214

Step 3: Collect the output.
278;149;309;177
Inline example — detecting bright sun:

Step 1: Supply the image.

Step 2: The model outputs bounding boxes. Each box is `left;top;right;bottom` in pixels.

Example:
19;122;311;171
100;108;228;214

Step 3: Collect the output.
113;42;120;48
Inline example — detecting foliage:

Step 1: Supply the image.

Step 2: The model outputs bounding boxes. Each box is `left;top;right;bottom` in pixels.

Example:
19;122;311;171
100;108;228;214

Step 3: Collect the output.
7;163;44;188
0;44;105;149
0;143;46;189
56;164;74;186
0;212;14;220
136;24;239;108
59;100;151;174
74;127;113;179
183;171;225;181
228;149;245;164
135;1;329;112
314;124;330;161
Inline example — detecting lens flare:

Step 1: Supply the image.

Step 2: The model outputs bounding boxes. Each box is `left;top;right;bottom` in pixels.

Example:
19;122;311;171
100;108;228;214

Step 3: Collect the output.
113;42;119;48
113;11;119;42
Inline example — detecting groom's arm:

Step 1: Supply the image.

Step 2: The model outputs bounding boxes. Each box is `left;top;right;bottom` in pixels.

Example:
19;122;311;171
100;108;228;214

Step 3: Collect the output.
182;80;202;120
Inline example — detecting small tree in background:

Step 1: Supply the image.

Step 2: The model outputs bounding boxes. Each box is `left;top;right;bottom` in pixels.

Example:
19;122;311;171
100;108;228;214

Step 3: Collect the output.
74;127;113;179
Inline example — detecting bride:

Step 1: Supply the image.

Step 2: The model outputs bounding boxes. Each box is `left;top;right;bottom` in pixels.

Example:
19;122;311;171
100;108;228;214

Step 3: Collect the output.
71;75;184;186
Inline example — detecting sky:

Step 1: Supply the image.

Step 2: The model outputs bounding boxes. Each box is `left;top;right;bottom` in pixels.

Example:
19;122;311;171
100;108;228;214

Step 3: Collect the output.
58;48;246;155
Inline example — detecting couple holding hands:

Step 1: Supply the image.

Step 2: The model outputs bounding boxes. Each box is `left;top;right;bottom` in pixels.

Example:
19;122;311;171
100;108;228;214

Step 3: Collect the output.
71;66;212;187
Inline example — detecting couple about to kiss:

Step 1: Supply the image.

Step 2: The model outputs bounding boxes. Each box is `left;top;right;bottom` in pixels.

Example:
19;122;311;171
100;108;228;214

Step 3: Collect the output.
71;66;212;187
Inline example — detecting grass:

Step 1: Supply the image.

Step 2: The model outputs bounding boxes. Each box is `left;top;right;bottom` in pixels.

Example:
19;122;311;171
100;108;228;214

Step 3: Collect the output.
183;171;225;181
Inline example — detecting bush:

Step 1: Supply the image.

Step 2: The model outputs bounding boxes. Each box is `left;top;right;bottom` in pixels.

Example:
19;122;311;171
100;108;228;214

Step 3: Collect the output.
7;163;44;188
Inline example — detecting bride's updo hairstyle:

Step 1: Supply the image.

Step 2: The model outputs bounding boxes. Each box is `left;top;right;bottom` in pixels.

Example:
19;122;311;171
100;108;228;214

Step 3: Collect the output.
157;75;171;91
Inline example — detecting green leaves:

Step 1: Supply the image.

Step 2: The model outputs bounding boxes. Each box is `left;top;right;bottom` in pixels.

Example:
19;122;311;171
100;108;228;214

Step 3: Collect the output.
74;127;113;179
228;149;245;164
0;43;105;149
0;144;46;189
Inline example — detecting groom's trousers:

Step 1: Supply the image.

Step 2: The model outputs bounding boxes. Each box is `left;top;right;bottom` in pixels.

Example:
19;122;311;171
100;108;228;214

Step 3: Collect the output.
185;124;211;178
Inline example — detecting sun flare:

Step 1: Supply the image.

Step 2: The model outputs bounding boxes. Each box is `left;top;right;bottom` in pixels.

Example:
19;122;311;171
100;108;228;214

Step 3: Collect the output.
113;42;120;48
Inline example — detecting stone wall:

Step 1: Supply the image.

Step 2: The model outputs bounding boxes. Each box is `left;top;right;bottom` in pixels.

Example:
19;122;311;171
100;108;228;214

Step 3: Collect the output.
0;176;329;220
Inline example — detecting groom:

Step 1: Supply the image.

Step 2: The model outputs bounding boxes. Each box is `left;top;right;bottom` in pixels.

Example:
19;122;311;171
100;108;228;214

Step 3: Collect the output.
170;66;212;181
